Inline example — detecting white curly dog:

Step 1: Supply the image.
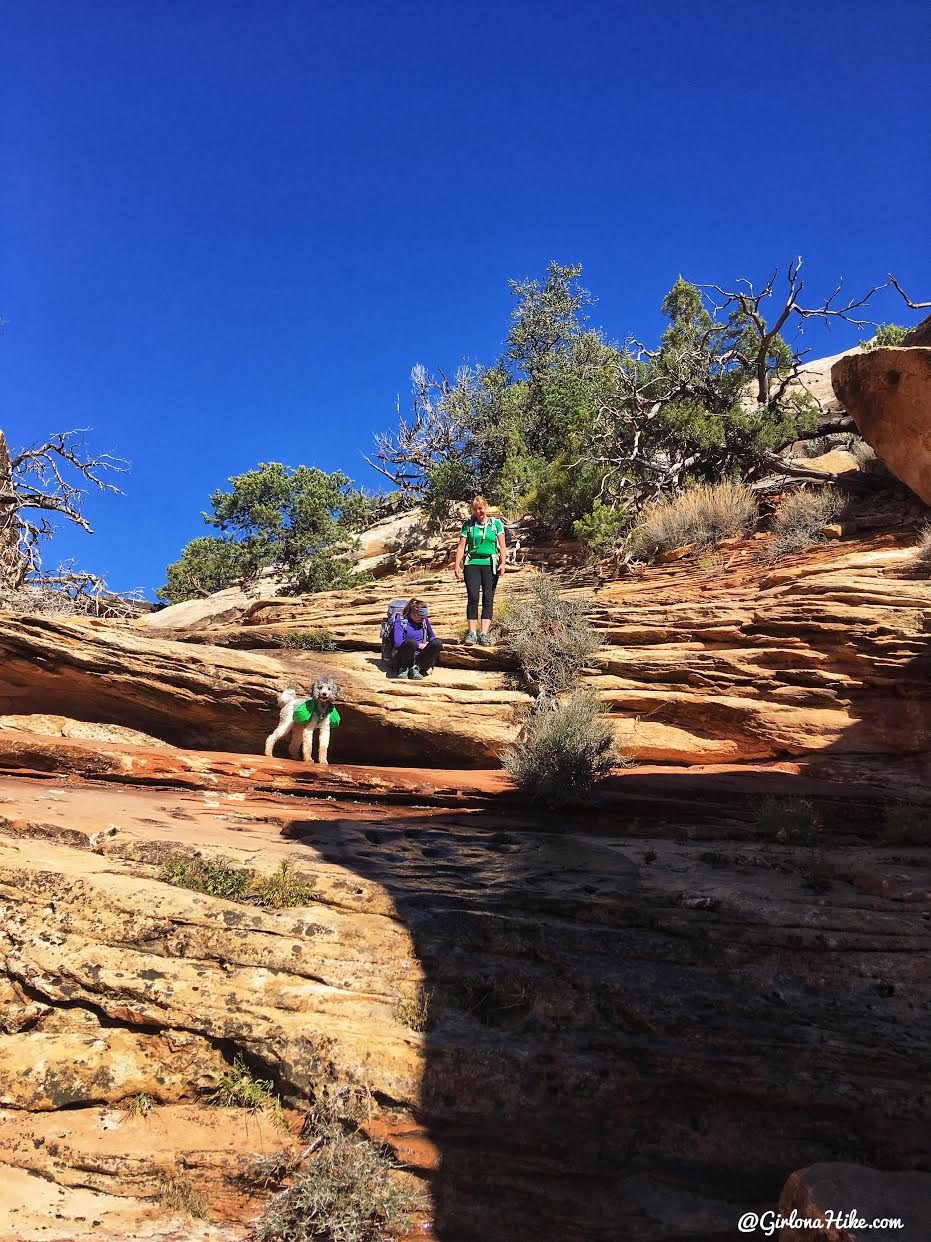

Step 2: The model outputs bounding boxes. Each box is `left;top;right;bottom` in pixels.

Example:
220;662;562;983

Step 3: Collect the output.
264;678;340;766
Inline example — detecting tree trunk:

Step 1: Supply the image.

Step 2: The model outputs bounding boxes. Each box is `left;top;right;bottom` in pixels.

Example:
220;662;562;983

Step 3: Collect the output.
0;431;26;590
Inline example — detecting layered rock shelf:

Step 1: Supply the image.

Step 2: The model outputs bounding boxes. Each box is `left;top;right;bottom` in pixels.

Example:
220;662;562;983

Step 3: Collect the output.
1;521;930;1240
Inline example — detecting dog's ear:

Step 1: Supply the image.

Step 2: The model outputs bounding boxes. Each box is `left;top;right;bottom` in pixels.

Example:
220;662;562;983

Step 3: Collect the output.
331;683;341;699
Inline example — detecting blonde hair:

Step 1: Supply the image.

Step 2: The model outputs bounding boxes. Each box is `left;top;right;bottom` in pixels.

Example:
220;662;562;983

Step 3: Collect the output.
471;495;488;508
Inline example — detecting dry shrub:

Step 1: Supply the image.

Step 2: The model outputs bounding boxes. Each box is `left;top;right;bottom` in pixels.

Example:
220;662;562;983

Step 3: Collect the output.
256;1093;418;1242
503;690;620;806
497;573;599;699
766;489;840;562
912;525;931;573
634;482;757;554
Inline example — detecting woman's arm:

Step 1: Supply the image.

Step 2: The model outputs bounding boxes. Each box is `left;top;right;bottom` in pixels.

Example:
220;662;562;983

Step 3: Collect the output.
496;527;507;574
454;535;466;580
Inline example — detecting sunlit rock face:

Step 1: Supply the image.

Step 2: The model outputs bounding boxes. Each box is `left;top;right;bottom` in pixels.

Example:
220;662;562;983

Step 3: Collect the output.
832;342;931;503
1;489;930;1239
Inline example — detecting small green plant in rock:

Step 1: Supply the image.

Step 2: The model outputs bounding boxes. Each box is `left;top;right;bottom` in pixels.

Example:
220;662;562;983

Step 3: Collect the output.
754;797;821;845
156;1167;208;1219
158;854;252;902
504;690;621;806
124;1091;153;1121
281;629;338;651
208;1056;286;1128
252;860;317;909
766;488;840;562
882;803;931;846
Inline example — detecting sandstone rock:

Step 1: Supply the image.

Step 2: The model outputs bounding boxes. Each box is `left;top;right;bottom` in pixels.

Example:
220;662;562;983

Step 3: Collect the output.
0;714;173;749
778;1163;931;1241
831;347;931;501
902;313;931;348
803;449;861;475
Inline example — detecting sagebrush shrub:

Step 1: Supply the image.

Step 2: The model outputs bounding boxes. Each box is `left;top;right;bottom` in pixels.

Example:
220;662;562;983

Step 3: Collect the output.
766;489;840;561
497;574;599;699
255;1130;415;1242
503;690;619;806
634;482;758;554
912;525;931;573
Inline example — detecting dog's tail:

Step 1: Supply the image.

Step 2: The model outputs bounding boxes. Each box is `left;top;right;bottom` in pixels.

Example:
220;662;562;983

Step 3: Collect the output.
277;688;298;707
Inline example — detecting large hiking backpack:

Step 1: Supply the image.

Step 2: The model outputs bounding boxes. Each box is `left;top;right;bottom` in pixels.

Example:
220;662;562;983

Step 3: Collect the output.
379;598;409;662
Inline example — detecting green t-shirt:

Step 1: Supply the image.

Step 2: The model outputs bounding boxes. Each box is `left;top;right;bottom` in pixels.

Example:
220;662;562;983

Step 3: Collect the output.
461;516;504;564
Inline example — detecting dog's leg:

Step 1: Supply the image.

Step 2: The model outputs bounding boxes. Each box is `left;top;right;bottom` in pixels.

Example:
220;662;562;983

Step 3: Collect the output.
317;719;331;766
265;714;292;758
288;724;304;760
301;725;315;764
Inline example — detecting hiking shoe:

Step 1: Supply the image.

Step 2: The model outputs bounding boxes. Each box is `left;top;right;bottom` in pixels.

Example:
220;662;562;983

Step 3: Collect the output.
396;667;411;679
464;632;478;645
409;666;425;680
478;633;493;646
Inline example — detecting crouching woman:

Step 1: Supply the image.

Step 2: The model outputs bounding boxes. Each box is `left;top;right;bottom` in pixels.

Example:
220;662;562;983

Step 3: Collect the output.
393;598;443;680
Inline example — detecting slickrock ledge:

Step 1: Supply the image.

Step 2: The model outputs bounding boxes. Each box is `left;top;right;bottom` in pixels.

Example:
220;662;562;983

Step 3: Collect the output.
0;746;928;1240
1;516;930;1240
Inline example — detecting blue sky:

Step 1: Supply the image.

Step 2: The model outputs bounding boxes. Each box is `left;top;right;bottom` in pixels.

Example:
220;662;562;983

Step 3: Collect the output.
2;0;928;596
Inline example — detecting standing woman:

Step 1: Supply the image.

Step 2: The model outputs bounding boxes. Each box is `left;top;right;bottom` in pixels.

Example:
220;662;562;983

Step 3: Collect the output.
454;495;507;645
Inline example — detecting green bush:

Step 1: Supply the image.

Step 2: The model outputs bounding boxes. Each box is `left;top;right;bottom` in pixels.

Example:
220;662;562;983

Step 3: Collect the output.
423;459;479;521
766;488;840;561
159;854;252;901
158;854;315;909
633;482;758;554
252;860;317;909
280;629;338;651
882;803;931;845
160;463;370;603
503;690;619;806
861;323;908;350
497;573;599;699
208;1055;286;1128
754;797;821;845
573;499;633;558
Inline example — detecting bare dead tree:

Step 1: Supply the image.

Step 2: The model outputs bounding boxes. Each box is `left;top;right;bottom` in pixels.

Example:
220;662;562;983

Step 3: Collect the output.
0;427;127;589
699;258;886;405
572;261;890;509
888;274;931;311
364;364;479;491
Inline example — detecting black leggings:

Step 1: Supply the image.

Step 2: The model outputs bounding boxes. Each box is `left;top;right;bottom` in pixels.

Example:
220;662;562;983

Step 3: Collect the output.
464;562;498;622
394;637;444;673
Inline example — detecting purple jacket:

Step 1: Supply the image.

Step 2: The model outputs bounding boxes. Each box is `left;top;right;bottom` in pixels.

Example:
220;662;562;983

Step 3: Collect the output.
393;614;436;648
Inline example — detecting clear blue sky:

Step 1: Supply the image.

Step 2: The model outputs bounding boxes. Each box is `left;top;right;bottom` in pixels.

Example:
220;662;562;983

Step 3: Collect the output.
2;0;928;596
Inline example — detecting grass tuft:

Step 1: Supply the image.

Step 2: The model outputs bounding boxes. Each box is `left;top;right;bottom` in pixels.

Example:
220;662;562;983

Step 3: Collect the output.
156;1167;209;1220
280;629;338;651
208;1055;286;1129
252;860;317;909
912;525;931;573
393;985;435;1033
634;482;757;554
159;854;316;909
766;489;840;561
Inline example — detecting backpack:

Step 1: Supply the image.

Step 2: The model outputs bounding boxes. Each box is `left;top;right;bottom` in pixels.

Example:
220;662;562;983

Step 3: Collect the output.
379;598;409;662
